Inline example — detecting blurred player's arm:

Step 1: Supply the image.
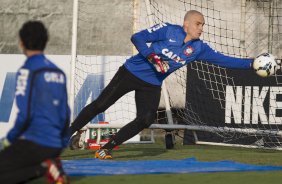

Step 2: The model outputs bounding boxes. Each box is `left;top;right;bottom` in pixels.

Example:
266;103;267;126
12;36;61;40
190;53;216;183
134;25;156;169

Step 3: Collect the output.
6;68;32;143
61;84;71;148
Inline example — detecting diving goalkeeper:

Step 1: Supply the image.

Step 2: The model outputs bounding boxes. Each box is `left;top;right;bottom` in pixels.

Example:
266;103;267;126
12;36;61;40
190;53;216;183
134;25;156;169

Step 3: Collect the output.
70;10;259;159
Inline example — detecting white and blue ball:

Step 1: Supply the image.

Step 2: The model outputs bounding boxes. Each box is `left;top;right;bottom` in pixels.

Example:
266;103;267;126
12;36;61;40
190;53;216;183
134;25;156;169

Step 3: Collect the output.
253;53;277;77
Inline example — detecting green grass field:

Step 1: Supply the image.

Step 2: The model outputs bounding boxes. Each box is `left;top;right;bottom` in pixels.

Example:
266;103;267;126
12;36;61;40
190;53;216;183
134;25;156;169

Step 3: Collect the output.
31;139;282;184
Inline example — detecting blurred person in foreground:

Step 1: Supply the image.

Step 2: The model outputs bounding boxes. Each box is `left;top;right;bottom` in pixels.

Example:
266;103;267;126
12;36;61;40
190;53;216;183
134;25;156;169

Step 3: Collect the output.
0;21;70;184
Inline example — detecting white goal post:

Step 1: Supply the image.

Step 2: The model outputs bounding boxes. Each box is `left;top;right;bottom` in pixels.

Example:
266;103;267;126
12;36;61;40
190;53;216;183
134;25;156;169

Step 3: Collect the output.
70;0;282;149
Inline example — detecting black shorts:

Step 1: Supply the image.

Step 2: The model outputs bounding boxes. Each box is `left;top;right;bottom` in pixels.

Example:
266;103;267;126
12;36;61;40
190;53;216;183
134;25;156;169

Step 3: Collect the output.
0;139;62;183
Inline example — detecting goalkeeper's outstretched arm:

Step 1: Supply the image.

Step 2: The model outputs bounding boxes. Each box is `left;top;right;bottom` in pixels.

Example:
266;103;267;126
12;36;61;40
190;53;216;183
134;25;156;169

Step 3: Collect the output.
197;41;253;69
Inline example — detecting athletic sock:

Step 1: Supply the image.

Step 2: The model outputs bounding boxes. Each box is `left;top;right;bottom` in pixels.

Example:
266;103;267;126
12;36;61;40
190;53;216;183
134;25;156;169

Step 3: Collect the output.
101;138;117;150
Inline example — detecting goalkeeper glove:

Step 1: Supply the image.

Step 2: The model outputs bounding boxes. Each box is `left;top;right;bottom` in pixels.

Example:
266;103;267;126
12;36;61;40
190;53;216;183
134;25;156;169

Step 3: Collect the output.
147;53;169;74
0;138;10;151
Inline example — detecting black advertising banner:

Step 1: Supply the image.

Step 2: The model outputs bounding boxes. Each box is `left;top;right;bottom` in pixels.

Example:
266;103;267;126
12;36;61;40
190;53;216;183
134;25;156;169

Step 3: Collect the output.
183;62;282;146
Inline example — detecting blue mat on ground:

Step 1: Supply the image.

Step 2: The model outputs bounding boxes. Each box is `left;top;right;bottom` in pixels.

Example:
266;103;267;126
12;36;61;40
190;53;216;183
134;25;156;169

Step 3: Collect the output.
62;158;282;176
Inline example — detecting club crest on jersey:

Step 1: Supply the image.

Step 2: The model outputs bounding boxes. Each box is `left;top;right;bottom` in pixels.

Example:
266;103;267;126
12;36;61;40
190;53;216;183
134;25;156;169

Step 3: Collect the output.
184;46;194;56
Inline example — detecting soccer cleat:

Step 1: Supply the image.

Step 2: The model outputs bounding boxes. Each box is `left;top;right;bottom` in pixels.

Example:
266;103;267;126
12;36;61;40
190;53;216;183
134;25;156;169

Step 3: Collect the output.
94;149;113;160
43;158;70;184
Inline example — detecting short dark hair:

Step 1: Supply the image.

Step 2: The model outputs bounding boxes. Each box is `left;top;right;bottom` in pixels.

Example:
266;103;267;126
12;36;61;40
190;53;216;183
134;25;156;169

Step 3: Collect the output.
19;21;48;51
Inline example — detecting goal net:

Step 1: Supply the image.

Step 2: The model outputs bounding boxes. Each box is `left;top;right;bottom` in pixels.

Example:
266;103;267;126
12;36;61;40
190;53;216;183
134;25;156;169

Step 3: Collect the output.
72;0;282;148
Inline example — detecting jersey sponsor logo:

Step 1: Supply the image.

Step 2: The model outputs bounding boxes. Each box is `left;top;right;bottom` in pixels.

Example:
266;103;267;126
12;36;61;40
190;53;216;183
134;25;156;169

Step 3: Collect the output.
184;46;194;56
147;23;167;33
44;72;65;84
15;69;29;96
162;48;185;64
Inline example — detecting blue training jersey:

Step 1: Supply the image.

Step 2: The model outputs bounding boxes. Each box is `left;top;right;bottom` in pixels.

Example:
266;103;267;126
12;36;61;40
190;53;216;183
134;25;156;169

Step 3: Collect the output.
125;23;253;86
7;54;70;148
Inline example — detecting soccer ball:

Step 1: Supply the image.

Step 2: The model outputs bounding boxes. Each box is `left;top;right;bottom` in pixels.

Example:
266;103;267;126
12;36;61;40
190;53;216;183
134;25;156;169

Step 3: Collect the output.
253;53;277;77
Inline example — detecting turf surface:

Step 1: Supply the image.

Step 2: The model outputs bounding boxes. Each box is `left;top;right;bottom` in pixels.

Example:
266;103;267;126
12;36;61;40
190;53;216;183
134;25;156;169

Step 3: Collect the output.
30;140;282;183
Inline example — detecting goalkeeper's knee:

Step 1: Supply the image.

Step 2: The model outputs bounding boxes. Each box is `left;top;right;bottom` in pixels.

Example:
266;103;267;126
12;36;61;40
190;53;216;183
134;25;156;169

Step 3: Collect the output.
142;113;155;128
